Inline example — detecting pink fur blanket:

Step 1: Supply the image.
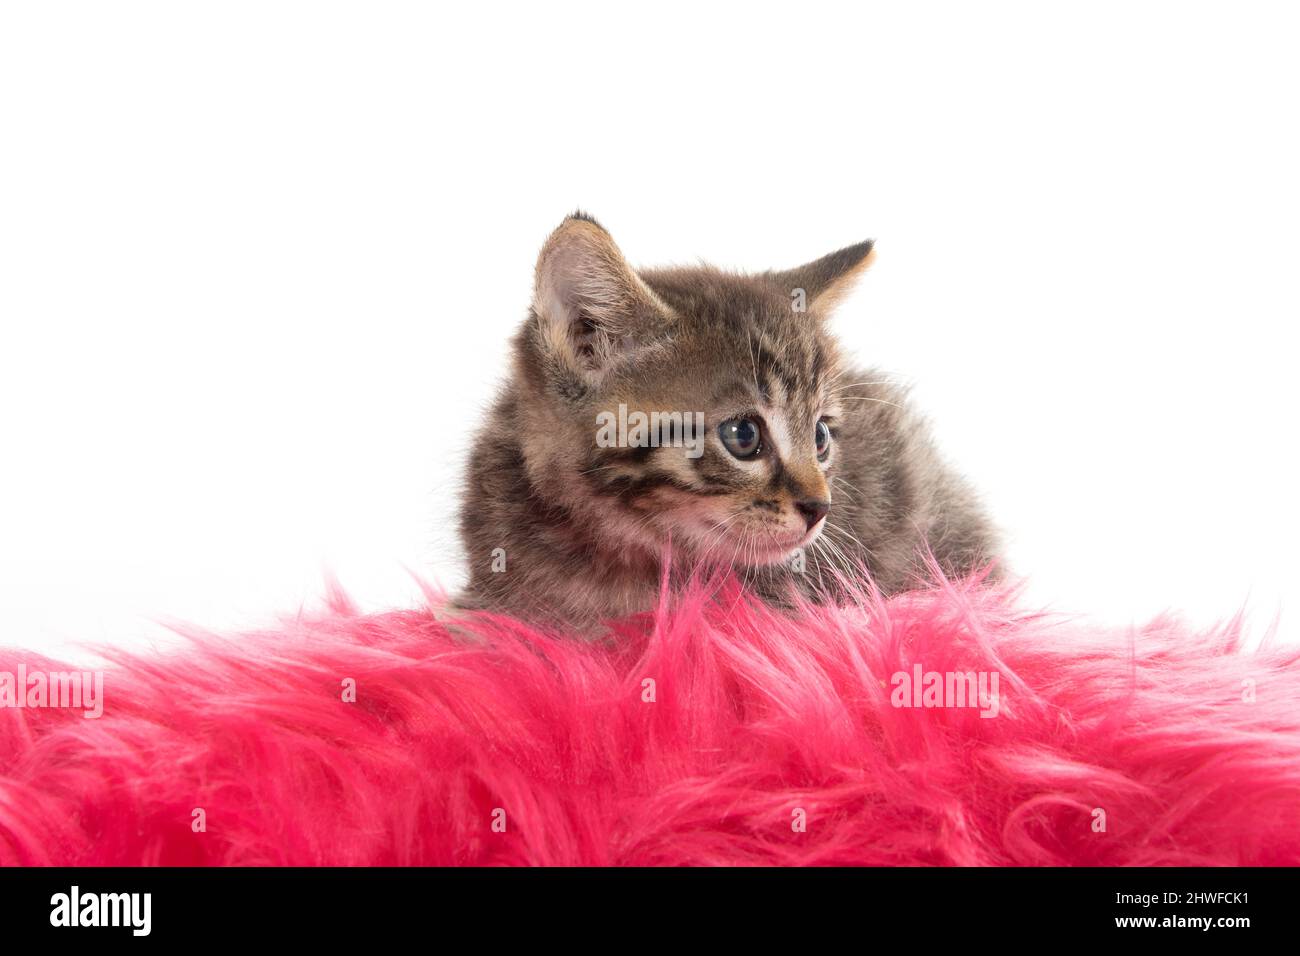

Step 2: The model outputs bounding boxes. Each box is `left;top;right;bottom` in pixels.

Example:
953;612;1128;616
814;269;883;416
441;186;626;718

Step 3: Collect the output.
2;577;1298;866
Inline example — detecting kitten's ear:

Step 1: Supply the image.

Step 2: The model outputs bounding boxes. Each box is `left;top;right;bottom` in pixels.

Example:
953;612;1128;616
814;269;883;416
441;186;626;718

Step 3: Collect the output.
532;213;671;383
765;239;876;314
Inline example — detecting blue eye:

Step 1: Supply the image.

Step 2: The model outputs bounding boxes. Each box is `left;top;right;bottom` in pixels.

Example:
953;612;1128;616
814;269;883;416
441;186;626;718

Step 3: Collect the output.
719;418;762;459
815;419;831;460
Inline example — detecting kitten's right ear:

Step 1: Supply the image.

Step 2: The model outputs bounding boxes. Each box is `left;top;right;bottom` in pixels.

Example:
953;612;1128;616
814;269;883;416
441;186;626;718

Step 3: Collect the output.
532;212;671;384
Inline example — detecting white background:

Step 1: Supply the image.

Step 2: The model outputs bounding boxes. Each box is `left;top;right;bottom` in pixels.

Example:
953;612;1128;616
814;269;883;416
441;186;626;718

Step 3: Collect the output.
2;2;1298;658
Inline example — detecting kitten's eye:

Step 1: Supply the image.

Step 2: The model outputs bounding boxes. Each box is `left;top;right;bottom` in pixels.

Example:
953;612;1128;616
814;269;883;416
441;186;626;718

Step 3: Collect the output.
815;419;831;461
719;418;762;459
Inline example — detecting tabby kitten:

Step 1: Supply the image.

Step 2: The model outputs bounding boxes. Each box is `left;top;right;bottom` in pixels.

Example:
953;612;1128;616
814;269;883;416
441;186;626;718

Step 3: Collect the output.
457;213;998;628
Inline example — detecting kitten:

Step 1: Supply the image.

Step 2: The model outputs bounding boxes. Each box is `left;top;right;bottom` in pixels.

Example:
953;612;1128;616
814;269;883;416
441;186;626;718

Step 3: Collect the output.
457;213;998;628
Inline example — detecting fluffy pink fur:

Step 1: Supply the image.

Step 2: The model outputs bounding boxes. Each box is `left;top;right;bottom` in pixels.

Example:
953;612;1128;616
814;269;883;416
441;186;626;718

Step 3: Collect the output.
2;576;1298;866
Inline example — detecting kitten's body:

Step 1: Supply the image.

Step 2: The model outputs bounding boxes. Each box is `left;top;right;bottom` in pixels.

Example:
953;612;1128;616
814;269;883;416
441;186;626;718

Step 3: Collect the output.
458;215;997;628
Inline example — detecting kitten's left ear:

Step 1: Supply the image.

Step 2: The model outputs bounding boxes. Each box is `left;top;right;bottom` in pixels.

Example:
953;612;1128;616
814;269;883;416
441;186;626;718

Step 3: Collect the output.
765;239;876;313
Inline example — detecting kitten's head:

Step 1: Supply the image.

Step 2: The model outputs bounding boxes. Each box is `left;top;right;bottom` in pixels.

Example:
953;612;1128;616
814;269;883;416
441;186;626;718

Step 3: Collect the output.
512;212;875;569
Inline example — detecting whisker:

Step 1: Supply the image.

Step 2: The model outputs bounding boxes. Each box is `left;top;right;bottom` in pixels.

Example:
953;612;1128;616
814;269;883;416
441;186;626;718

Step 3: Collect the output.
835;396;903;409
813;532;854;584
746;326;762;396
831;475;864;496
830;476;861;503
824;519;876;562
828;380;907;393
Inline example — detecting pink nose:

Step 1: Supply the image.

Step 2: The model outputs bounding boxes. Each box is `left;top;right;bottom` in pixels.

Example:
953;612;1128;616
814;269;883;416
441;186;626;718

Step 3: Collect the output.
795;499;830;530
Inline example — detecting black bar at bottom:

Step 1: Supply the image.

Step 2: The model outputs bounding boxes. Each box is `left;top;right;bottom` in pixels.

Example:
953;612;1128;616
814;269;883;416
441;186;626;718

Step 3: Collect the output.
0;866;1292;943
